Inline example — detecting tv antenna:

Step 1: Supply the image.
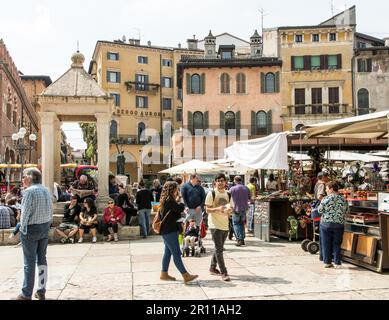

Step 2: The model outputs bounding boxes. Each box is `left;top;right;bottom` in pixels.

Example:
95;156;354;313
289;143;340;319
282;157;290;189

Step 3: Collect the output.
132;28;141;41
330;0;335;18
77;40;80;52
258;8;268;35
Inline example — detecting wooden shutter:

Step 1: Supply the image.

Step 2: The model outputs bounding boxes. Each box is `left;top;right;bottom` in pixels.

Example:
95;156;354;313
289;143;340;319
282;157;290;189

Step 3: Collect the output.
201;73;206;94
261;73;266;93
304;56;311;70
187;111;193;135
186;73;191;94
204;111;209;130
357;59;363;72
236;111;241;134
367;59;373;72
145;96;148;108
291;56;296;71
117;72;121;83
251;111;256;136
220;111;225;131
267;110;273;135
337;54;342;69
106;71;110;82
320;55;328;70
275;72;280;92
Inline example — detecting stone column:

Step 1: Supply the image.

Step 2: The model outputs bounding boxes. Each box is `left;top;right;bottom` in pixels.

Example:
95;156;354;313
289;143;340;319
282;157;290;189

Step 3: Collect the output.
39;112;57;195
95;113;111;202
54;119;62;184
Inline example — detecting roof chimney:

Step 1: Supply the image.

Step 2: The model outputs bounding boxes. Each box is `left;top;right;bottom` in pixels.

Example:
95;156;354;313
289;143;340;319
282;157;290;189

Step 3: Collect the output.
147;41;151;47
384;37;389;47
187;35;198;50
178;43;182;49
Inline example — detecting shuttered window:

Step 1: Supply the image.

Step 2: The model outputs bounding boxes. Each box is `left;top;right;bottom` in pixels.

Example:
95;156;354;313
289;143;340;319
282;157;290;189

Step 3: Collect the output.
329;87;340;113
256;111;267;135
193;112;204;132
191;74;201;94
236;73;246;94
295;89;306;115
358;89;370;115
220;73;230;94
293;57;304;70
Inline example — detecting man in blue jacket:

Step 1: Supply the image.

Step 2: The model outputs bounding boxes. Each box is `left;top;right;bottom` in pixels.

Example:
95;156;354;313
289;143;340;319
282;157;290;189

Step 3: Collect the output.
181;174;206;225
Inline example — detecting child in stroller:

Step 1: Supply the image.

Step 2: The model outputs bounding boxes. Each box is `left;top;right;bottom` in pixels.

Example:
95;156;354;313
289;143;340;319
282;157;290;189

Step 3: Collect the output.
182;215;207;257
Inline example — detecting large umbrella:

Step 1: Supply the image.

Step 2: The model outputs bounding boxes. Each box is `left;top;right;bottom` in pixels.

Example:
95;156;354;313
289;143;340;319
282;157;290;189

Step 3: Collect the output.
325;151;389;163
304;110;389;139
160;160;222;175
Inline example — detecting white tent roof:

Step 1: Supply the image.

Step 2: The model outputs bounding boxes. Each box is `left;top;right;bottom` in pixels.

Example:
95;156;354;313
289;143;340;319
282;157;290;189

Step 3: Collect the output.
325;151;389;163
288;153;311;161
304;110;389;139
159;160;221;175
224;133;289;170
371;151;389;157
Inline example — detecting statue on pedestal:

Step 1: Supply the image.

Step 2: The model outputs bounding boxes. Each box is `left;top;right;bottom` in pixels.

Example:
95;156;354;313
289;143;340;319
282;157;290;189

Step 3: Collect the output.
116;144;125;175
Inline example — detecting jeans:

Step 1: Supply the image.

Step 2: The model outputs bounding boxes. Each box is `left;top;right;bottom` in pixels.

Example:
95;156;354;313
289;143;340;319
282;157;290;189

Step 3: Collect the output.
186;208;202;226
13;222;21;236
138;209;151;237
20;222;50;298
232;211;246;241
320;222;344;265
228;217;235;239
162;231;187;274
210;229;229;274
248;204;255;232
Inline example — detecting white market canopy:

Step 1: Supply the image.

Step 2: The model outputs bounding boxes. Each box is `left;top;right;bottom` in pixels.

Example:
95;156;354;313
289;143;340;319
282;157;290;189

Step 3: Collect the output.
371;151;389;158
304;110;389;139
224;132;289;170
288;152;311;161
160;159;221;175
325;151;389;163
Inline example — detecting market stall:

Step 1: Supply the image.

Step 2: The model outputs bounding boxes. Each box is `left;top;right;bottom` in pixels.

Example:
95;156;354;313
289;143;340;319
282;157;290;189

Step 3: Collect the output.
305;112;389;272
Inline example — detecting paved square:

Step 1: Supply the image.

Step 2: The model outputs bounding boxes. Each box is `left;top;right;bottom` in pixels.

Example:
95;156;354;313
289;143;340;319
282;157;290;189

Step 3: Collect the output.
1;235;389;300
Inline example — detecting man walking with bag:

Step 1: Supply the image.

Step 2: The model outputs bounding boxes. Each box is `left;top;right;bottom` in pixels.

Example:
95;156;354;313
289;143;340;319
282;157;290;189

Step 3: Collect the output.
16;168;53;300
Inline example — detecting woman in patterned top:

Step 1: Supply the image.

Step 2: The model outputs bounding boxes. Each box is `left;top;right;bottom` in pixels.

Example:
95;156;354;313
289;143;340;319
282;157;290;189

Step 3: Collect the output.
318;182;350;269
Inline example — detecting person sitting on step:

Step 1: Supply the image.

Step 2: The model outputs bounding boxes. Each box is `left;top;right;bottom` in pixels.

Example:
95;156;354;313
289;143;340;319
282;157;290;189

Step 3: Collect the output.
55;195;81;244
103;200;125;242
78;198;98;243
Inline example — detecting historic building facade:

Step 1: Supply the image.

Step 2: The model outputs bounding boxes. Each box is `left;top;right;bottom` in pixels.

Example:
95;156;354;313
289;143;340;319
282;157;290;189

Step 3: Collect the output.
0;40;40;165
89;39;203;181
354;39;389;115
178;31;283;162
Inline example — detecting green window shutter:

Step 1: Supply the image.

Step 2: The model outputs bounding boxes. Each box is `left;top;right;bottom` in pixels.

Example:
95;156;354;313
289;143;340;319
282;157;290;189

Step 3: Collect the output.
251;111;256;136
220;111;225;131
186;74;191;94
267;110;273;134
204;111;209;130
236;111;241;134
201;73;206;94
261;73;265;93
187;111;193;135
107;71;110;82
275;72;280;93
291;56;295;71
367;58;372;72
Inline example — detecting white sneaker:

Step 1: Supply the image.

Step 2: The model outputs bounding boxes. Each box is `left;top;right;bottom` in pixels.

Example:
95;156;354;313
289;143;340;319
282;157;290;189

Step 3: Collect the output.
334;264;342;270
92;237;97;243
8;233;15;239
78;238;83;243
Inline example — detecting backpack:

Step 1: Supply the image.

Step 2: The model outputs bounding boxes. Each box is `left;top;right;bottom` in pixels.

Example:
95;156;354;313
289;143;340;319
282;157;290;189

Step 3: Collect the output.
211;190;231;206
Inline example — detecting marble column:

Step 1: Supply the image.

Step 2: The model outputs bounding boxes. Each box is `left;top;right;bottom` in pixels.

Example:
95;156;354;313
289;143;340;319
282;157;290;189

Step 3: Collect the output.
39;112;58;195
95;113;111;201
54;119;62;184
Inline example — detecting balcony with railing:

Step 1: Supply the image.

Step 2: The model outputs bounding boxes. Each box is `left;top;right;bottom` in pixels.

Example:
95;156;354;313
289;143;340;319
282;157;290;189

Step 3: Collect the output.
110;135;151;146
284;104;352;117
125;81;160;95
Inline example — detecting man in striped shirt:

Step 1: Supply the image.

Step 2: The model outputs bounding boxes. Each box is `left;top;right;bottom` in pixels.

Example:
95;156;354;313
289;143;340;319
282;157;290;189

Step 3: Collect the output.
16;168;53;301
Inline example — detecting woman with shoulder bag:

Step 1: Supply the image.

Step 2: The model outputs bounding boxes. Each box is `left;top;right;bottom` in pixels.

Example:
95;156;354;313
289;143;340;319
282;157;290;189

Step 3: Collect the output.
159;182;198;284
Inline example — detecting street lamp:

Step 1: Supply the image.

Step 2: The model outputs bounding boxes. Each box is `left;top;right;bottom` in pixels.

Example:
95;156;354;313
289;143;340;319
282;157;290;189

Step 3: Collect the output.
12;128;37;184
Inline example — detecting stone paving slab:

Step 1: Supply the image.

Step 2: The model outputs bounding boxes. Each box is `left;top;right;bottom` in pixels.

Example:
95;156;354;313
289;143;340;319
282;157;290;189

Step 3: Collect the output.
133;283;207;300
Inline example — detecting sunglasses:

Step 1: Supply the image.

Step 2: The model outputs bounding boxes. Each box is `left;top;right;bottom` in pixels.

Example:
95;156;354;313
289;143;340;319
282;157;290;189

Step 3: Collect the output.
108;202;114;205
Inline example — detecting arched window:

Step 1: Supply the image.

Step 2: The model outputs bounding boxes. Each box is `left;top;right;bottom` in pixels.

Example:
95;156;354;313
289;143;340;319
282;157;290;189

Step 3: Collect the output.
236;73;246;94
265;73;275;93
138;122;146;141
295;124;305;132
358;88;370;115
256;111;267;135
225;111;236;131
193;112;204;131
191;74;201;94
220;73;230;94
110;120;118;138
6;103;12;120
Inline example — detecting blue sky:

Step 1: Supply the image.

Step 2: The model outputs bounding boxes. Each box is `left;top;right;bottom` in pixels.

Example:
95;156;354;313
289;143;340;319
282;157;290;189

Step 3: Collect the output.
1;0;388;150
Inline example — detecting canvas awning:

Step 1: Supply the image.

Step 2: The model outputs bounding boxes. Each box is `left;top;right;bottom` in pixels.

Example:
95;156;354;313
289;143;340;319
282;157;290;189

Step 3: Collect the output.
160;160;222;175
304;110;389;139
224;133;289;170
325;151;389;163
288;153;311;161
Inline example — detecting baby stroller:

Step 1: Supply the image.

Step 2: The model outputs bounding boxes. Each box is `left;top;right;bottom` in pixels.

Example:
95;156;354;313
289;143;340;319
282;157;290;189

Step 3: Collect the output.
301;201;321;255
182;212;208;258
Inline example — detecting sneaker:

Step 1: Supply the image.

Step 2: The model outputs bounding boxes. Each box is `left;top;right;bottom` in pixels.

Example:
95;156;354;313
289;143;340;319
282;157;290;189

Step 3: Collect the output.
68;238;75;244
235;241;242;247
209;267;221;275
14;294;31;301
60;238;67;244
221;273;231;282
242;240;246;246
114;234;119;242
34;291;45;300
324;264;333;268
92;237;97;243
8;233;15;239
334;264;342;270
106;235;113;242
78;238;83;244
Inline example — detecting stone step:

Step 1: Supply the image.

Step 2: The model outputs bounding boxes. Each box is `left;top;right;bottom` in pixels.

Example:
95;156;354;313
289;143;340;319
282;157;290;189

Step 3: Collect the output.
0;226;141;246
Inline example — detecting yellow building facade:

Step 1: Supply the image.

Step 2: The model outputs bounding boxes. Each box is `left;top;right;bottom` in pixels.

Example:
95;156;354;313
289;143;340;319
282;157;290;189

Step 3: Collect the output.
89;40;203;182
276;25;356;132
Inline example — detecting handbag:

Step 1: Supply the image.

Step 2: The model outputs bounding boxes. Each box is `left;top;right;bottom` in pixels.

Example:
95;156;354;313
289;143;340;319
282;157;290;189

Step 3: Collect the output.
152;209;171;234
